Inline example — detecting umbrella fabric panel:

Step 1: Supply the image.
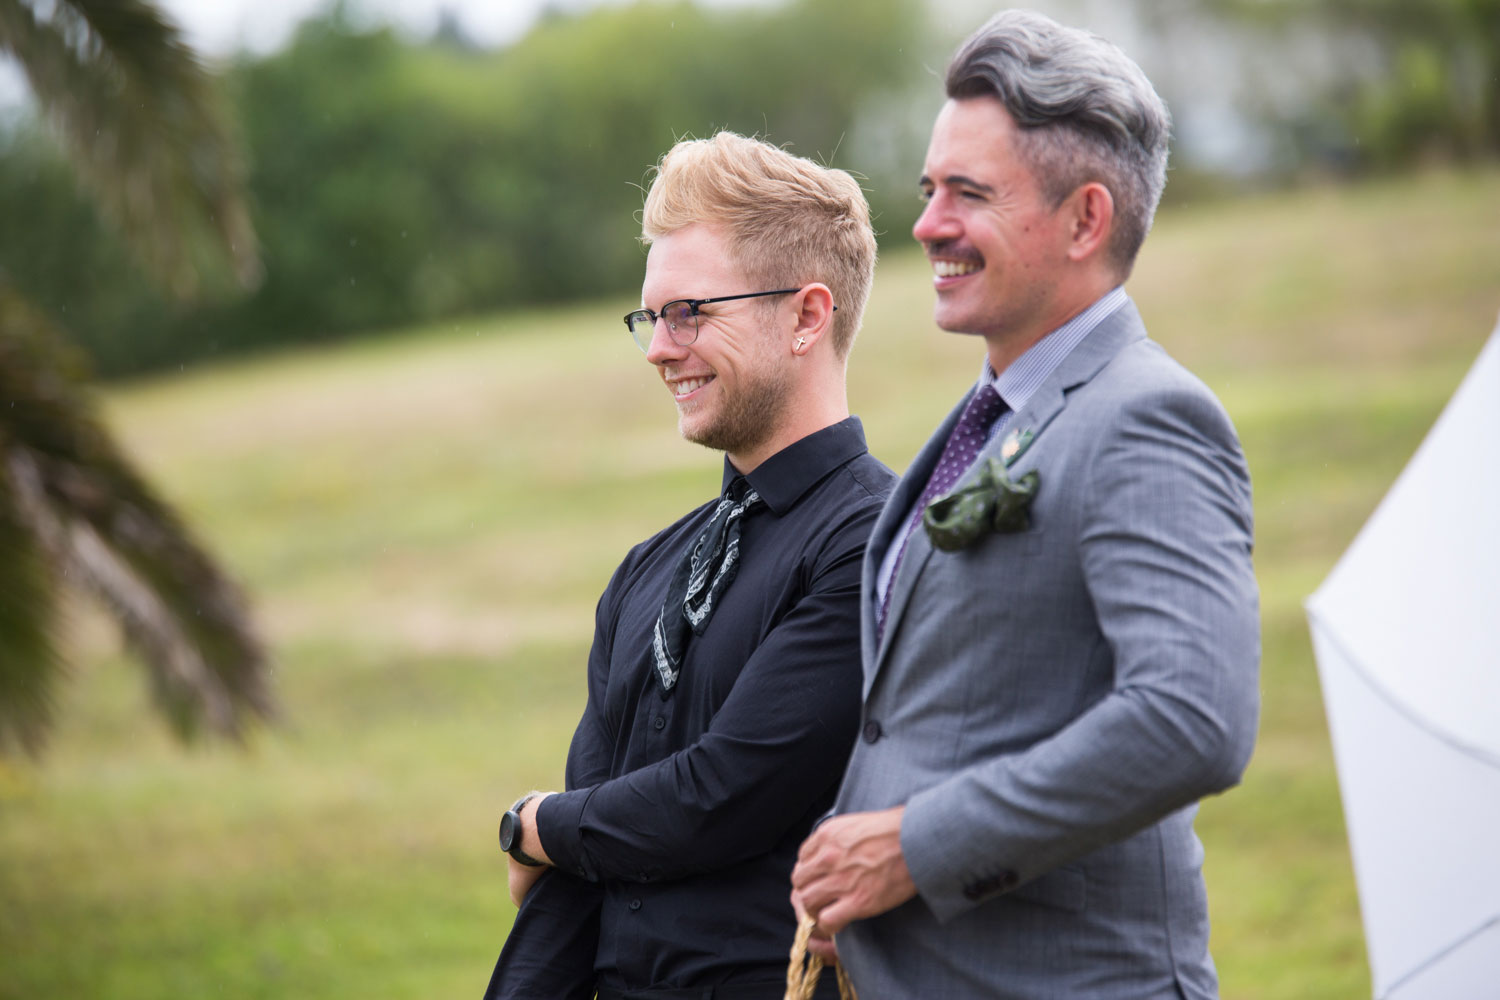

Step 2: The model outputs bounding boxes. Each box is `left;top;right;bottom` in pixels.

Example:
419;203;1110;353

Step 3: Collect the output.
1309;323;1500;762
1310;621;1500;1000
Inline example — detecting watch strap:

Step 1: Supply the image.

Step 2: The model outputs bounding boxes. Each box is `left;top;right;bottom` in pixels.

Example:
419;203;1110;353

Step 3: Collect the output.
502;793;547;867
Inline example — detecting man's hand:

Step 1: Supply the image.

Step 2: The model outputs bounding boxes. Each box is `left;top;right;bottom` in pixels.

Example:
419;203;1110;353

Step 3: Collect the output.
790;806;917;950
508;856;547;907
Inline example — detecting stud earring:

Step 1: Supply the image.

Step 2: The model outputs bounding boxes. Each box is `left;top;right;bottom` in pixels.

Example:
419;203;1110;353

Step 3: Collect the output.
795;336;807;351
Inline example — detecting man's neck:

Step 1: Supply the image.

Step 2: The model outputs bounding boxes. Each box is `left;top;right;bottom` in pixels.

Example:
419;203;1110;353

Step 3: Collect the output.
985;276;1118;376
727;398;850;474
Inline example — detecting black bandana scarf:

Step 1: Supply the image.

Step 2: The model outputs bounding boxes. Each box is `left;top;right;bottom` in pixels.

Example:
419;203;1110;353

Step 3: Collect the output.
651;476;763;696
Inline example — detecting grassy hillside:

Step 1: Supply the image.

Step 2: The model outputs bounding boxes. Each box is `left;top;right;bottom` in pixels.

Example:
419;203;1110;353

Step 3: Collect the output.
2;168;1497;999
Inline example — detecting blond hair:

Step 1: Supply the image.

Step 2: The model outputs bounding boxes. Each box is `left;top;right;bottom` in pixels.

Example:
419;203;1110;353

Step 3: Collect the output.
641;132;876;358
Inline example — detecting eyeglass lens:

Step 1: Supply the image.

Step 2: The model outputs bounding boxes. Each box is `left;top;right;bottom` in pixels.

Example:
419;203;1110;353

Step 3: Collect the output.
662;302;697;341
629;301;698;351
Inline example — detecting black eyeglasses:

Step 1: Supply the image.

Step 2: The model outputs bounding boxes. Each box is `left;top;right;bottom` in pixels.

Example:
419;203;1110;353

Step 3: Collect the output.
623;287;833;352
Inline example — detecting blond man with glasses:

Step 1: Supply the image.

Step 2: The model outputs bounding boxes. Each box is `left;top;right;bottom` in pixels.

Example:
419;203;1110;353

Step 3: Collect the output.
484;132;894;1000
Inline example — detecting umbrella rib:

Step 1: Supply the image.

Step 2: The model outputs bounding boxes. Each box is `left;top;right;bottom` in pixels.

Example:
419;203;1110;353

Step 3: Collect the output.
1306;607;1500;773
1381;911;1500;999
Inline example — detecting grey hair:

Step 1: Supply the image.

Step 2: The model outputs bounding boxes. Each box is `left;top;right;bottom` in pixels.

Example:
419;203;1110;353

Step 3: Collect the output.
946;9;1170;274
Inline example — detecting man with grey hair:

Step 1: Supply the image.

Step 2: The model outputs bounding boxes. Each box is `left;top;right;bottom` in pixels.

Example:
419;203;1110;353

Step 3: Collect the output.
791;10;1260;997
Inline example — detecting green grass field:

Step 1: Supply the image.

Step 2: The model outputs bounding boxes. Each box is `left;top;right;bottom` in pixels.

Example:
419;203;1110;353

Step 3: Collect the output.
2;168;1497;999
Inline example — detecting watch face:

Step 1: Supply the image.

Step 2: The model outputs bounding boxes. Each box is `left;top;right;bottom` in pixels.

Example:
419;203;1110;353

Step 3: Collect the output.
499;809;519;852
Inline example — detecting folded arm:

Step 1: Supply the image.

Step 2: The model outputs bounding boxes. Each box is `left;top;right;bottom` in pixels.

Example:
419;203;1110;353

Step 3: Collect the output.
536;531;868;884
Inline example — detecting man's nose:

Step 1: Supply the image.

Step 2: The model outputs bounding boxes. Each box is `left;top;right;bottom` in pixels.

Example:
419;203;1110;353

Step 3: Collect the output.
645;316;688;366
912;193;959;246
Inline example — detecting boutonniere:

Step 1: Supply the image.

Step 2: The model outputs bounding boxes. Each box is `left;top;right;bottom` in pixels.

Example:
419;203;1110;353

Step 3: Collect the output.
922;429;1040;552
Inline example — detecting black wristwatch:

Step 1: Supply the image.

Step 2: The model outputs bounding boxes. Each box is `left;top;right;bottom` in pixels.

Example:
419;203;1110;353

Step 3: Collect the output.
499;793;547;867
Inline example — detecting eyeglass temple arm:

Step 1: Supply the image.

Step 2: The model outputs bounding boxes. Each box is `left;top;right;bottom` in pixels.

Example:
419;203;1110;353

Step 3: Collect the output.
689;289;837;312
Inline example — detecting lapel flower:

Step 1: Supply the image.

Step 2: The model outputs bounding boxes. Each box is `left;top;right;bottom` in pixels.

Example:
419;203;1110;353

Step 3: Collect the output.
922;430;1040;552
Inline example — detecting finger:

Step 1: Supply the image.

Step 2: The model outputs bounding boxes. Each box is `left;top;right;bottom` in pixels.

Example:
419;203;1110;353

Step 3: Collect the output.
815;897;859;937
806;936;839;963
796;826;829;862
791;843;838;888
793;874;840;920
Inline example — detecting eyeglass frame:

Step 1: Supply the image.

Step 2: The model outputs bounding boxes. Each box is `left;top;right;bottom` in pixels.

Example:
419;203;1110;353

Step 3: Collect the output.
622;287;836;352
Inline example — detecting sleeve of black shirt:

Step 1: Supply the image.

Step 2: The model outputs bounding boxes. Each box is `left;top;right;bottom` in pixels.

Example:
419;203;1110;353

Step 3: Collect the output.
480;576;623;999
534;507;873;883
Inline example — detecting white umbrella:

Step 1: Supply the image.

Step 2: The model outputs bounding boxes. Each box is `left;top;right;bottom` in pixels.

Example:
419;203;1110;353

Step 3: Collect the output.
1305;316;1500;999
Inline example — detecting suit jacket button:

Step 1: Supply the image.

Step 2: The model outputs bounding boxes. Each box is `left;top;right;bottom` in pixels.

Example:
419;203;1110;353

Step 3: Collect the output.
862;720;883;743
629;898;642;911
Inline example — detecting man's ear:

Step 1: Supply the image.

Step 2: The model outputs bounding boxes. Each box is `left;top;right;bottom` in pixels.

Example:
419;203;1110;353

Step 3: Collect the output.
1063;182;1114;263
789;283;836;355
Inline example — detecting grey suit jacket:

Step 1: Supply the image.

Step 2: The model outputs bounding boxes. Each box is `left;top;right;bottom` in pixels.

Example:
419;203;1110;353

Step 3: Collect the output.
833;302;1259;998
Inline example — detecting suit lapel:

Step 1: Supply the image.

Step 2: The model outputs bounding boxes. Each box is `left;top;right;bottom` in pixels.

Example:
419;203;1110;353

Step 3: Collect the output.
867;301;1149;686
862;388;975;686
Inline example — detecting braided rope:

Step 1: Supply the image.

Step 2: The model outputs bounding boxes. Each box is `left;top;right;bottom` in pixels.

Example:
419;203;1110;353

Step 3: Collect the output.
784;915;856;1000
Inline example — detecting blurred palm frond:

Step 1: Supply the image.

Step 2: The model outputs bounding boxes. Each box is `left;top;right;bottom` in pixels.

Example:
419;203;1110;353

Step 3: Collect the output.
0;282;273;754
0;0;270;754
0;0;261;295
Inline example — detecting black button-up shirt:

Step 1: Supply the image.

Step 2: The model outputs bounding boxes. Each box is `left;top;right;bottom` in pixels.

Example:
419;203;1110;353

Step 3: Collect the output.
485;417;894;997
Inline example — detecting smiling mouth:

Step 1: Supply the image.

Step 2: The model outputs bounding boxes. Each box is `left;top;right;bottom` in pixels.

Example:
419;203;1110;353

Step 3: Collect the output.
667;374;714;399
931;258;982;278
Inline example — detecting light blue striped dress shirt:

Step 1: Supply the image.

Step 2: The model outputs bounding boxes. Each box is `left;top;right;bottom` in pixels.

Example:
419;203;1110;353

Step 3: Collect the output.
875;286;1130;607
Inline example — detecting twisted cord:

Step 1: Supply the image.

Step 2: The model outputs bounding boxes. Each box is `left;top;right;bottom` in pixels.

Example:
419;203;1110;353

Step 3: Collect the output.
784;915;856;1000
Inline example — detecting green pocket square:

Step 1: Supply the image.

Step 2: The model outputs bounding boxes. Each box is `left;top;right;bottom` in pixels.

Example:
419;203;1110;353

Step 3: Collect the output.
922;456;1040;552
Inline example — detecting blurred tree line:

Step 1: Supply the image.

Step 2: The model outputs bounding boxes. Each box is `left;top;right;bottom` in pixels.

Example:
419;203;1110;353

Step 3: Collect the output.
1204;0;1500;172
0;0;928;377
2;0;1496;379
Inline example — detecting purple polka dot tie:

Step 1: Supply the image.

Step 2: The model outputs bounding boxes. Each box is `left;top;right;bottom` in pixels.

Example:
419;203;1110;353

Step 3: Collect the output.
878;383;1006;639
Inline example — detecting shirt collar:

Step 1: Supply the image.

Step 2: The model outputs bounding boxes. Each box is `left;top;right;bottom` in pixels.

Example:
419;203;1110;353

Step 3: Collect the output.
721;416;869;515
985;286;1129;411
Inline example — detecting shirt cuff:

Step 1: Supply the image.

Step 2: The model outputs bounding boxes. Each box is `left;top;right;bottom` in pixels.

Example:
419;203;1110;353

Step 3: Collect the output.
535;786;597;881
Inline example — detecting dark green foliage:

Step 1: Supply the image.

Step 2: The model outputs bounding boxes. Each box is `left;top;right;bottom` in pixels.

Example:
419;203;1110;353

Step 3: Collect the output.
0;416;60;755
0;281;274;751
0;0;928;376
0;0;258;294
0;0;271;752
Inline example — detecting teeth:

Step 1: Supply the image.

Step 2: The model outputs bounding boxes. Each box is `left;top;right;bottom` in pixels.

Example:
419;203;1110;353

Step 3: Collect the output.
672;376;711;396
933;260;979;278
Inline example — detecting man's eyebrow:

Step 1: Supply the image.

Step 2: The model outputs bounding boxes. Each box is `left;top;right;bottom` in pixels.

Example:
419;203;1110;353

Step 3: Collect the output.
945;174;995;194
918;173;996;195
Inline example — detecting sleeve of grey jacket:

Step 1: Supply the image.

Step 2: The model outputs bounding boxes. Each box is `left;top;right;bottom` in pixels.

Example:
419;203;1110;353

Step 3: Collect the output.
900;380;1261;923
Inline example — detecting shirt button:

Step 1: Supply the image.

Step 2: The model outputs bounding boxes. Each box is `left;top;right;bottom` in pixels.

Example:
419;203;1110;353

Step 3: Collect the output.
653;716;666;731
629;898;642;911
863;720;883;743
